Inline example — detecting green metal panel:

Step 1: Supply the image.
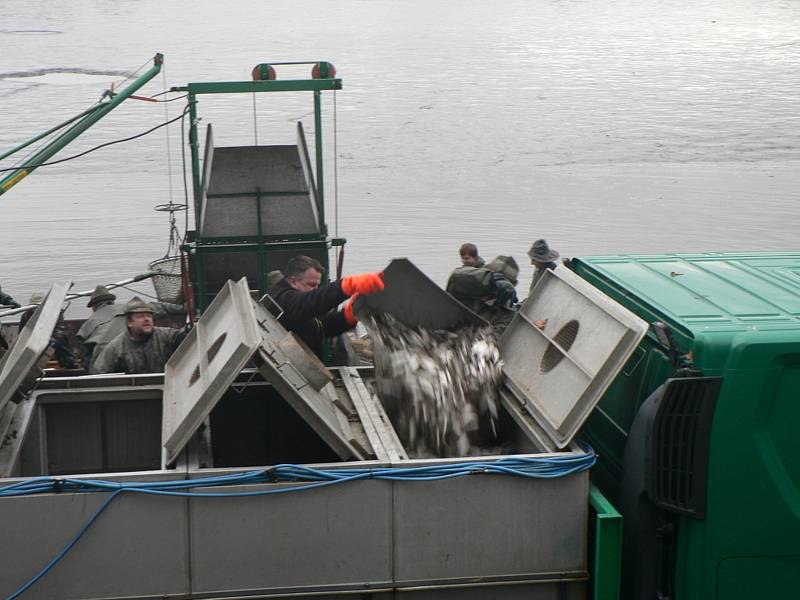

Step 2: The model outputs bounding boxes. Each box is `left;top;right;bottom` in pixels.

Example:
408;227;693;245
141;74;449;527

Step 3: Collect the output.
716;556;800;599
674;341;800;600
192;240;331;311
574;252;800;600
589;484;622;600
574;253;800;335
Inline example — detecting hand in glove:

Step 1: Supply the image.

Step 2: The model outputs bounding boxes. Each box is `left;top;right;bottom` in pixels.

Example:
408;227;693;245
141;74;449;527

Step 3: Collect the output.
341;272;384;296
343;293;359;327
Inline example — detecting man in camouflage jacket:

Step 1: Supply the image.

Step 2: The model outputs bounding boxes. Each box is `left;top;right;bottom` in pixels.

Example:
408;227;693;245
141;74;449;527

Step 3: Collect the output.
91;296;186;375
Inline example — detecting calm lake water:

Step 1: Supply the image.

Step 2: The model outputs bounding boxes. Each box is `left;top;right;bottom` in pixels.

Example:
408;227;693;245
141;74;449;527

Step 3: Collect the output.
1;0;799;317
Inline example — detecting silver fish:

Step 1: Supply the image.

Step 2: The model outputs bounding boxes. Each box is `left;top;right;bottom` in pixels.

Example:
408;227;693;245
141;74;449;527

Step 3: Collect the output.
365;313;505;458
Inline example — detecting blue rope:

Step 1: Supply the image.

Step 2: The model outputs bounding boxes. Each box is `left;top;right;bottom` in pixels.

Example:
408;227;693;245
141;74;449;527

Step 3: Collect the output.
3;449;595;599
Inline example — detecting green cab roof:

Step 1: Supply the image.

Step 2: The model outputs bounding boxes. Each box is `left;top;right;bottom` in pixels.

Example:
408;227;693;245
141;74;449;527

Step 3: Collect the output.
573;252;800;336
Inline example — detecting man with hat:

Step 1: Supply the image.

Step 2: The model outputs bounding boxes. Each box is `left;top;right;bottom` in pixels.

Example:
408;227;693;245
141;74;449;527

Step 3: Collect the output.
77;285;186;371
90;296;186;375
76;285;127;371
527;239;560;294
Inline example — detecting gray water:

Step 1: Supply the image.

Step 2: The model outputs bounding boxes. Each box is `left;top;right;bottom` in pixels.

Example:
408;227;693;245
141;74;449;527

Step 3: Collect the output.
1;0;799;317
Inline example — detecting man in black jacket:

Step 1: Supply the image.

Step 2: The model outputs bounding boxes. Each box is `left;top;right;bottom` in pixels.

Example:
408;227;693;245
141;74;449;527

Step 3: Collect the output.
267;255;384;360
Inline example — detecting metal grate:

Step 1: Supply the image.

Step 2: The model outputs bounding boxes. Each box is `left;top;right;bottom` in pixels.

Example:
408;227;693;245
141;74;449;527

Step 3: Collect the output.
650;377;721;518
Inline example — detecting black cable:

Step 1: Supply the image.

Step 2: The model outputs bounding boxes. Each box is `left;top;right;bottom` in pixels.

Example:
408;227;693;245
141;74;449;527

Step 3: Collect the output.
156;94;188;103
180;101;190;240
0;105;193;173
134;94;188;103
1;103;105;168
149;89;177;99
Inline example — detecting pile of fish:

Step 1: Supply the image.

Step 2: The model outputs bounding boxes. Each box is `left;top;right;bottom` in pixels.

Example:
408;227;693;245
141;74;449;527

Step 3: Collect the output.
364;312;505;458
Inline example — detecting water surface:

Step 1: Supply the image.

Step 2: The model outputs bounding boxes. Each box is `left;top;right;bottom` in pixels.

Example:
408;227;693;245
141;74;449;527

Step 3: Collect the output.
1;0;798;316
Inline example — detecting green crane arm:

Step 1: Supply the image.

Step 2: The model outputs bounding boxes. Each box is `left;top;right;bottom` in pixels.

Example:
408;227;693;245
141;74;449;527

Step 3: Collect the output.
0;53;164;197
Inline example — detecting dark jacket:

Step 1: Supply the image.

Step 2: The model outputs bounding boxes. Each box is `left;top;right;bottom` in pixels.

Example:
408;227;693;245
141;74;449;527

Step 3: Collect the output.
0;291;20;308
267;278;352;359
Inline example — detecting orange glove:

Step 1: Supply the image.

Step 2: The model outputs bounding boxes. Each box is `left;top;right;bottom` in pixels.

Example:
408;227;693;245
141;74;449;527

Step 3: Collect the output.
343;293;359;327
341;272;384;296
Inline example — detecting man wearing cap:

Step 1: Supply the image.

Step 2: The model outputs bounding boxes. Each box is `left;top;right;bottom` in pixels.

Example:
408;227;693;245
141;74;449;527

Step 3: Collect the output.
266;255;384;360
528;239;560;294
90;296;186;375
76;286;127;371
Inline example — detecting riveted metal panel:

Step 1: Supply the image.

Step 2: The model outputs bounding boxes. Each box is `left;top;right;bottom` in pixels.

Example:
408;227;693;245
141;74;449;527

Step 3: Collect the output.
0;398;35;476
202;195;260;238
501;267;648;449
200;145;320;238
188;479;393;595
0;282;71;413
207;146;307;196
0;490;189;599
393;470;588;582
163;278;261;465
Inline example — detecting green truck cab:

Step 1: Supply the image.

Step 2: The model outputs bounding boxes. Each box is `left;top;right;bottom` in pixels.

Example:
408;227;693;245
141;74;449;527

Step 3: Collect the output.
574;252;800;600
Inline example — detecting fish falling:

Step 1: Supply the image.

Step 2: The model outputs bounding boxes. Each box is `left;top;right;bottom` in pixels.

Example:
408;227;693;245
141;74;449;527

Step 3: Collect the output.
364;313;504;458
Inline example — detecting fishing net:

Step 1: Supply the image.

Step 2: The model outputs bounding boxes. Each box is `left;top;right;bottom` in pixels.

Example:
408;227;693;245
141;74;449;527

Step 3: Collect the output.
149;202;187;304
148;255;184;304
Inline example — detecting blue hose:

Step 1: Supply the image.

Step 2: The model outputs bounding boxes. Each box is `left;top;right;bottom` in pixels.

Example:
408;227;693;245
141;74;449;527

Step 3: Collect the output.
2;448;595;599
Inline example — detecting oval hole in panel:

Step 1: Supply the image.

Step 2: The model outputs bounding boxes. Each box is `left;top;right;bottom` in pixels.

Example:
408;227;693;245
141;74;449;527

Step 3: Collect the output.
189;366;200;386
207;332;227;363
540;319;580;373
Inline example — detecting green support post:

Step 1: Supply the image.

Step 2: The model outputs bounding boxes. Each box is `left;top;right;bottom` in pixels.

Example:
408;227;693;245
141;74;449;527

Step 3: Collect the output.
589;484;623;600
188;93;202;229
314;90;325;221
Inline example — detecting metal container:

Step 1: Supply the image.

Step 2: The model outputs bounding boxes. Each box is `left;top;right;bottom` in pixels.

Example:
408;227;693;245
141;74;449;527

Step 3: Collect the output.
0;272;652;599
0;366;589;600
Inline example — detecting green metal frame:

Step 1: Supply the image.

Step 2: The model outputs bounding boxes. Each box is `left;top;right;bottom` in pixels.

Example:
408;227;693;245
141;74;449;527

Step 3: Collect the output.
0;54;163;196
177;65;343;312
192;240;331;307
589;484;623;600
173;74;341;231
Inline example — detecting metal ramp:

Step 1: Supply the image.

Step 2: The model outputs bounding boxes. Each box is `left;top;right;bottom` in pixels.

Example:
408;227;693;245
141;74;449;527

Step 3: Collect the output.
199;122;320;238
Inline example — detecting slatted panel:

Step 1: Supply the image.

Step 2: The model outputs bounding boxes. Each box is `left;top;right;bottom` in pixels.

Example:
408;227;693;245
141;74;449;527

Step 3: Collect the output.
652;377;721;517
